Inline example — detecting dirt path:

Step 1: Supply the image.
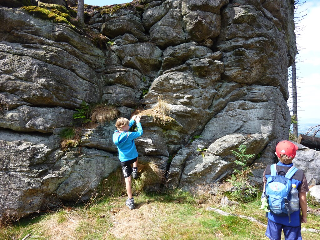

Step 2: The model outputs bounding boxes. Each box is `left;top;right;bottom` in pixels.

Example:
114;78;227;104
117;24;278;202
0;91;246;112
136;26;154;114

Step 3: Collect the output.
108;200;166;240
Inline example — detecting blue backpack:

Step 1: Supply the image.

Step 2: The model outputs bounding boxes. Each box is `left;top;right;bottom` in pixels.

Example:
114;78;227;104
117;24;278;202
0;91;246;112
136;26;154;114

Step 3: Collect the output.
265;164;298;222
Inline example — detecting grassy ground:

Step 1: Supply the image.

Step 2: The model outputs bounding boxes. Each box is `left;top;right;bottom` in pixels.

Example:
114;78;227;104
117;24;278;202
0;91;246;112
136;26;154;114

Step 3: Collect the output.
1;187;319;240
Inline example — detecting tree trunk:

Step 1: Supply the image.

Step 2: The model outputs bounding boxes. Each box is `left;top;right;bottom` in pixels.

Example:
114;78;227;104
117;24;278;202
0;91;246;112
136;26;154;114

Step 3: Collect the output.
298;134;320;149
292;60;298;138
77;0;84;25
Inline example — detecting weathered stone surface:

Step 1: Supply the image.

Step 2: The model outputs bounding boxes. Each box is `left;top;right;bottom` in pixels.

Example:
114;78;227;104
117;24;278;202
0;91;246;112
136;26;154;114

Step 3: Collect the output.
149;9;187;48
0;106;74;133
0;130;60;221
181;0;229;14
161;42;221;71
217;2;295;98
183;10;220;41
101;10;148;41
111;42;162;76
142;1;169;30
294;145;320;185
0;130;120;220
136;127;170;157
54;148;119;201
79;125;118;153
0;9;104;109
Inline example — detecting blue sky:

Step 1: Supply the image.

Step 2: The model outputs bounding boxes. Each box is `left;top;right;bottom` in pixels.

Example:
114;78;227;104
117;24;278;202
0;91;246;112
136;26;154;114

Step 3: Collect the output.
85;0;320;134
293;0;320;134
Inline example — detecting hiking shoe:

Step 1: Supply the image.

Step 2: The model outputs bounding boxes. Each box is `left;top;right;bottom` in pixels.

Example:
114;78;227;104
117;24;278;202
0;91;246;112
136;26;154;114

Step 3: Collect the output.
132;171;138;179
126;198;135;210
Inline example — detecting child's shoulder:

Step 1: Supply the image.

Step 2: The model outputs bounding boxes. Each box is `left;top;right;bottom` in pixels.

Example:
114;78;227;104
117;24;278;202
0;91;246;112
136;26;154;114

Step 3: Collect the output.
264;164;304;181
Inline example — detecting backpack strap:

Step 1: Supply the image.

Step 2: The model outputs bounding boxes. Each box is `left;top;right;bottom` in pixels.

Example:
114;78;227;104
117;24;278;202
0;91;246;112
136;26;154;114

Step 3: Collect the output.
285;166;298;179
270;164;277;176
270;164;298;179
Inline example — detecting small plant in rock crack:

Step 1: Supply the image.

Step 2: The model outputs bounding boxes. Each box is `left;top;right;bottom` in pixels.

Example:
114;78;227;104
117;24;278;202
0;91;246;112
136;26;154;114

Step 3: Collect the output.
73;101;91;125
197;147;207;158
59;127;75;139
226;144;258;202
59;127;81;151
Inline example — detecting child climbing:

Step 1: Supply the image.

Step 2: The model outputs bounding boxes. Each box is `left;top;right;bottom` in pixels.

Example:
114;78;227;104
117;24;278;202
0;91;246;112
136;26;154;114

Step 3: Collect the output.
113;115;143;210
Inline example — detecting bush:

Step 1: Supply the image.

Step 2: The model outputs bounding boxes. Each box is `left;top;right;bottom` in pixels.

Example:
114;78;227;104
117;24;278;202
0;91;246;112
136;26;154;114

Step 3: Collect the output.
226;145;258;202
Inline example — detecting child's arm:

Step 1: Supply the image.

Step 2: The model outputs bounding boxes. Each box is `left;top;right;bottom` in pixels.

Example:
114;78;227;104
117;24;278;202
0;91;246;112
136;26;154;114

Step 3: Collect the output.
135;117;142;135
129;115;139;127
129;118;135;128
299;192;307;223
128;115;143;139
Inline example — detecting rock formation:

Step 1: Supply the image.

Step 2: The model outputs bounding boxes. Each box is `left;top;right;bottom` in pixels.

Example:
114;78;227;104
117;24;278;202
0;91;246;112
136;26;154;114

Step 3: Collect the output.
1;0;317;221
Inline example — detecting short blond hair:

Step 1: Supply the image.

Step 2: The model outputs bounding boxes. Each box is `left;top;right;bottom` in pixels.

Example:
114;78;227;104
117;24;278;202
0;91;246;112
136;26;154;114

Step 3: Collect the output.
278;154;293;164
115;117;129;131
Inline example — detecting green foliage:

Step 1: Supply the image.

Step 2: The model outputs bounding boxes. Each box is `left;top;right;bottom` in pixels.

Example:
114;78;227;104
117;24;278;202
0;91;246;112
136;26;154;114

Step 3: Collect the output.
291;114;298;124
231;144;255;172
107;41;115;46
189;135;201;143
193;135;201;140
227;145;258;202
289;115;299;141
142;88;149;97
73;101;91;124
141;76;147;82
59;128;75;140
100;3;131;15
307;192;320;208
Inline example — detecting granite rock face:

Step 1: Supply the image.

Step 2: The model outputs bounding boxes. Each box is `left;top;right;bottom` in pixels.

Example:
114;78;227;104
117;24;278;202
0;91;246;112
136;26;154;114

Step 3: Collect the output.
1;0;309;221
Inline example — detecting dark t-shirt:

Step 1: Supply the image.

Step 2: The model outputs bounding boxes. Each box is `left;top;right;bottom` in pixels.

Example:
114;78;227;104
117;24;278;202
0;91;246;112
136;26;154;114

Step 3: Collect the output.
263;164;309;193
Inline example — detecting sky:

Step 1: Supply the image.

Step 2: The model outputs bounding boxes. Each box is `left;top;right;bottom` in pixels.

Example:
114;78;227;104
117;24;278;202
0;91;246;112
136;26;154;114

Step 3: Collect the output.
85;0;320;135
293;0;320;135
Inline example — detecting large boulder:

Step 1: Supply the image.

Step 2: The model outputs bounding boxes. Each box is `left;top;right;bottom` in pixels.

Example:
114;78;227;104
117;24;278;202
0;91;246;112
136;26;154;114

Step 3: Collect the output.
0;7;117;221
294;145;320;185
294;145;320;204
0;130;119;221
101;9;148;41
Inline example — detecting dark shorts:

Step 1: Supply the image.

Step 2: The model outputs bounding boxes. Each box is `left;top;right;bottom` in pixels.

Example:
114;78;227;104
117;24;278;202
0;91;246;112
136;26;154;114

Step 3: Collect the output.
120;158;137;178
266;219;302;240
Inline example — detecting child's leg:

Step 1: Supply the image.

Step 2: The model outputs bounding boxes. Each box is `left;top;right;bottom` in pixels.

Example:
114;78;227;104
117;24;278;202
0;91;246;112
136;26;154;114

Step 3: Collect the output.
121;161;134;198
124;175;135;210
283;224;302;240
265;219;282;240
133;161;138;168
125;176;133;199
121;160;135;209
132;158;138;179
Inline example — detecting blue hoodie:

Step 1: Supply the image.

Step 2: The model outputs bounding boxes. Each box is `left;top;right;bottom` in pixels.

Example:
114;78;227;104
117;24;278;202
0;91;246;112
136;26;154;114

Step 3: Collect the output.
112;119;143;162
